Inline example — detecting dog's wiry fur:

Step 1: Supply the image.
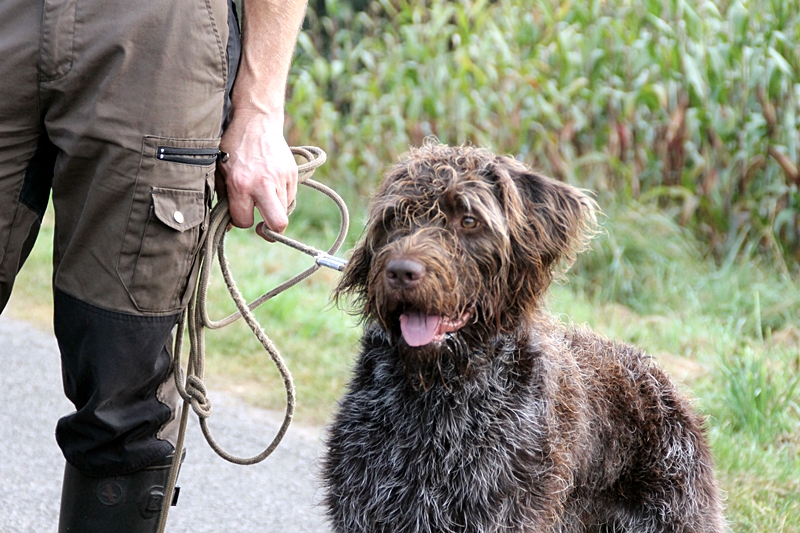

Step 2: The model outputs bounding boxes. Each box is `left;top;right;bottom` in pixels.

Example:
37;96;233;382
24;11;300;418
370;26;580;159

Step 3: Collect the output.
323;142;725;532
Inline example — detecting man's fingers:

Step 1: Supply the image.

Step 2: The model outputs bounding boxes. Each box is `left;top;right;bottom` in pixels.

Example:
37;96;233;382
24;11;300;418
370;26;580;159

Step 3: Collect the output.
224;168;296;236
285;172;299;215
255;183;289;235
227;195;256;228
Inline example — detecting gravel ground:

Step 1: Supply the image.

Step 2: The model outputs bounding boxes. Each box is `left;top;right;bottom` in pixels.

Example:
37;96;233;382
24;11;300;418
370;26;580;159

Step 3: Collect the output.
0;317;330;533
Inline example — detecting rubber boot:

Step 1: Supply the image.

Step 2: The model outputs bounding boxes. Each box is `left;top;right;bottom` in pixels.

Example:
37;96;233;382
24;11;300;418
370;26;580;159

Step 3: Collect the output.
57;450;184;533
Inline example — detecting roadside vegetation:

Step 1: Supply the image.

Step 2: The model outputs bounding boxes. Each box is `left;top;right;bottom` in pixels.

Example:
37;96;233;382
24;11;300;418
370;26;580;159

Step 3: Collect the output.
5;1;799;530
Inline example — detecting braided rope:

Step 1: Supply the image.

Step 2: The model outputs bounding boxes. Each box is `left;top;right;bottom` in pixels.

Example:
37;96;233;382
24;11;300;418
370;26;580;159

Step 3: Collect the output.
158;146;348;532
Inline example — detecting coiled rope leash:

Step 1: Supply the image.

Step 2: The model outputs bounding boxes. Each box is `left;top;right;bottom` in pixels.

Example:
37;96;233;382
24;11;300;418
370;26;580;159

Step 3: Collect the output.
157;146;348;533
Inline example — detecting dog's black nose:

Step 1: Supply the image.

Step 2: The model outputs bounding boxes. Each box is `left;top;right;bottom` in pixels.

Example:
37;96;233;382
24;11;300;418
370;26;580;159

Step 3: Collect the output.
385;258;426;289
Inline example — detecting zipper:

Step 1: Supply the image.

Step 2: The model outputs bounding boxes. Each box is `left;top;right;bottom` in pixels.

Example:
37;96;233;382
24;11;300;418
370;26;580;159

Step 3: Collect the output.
157;146;220;165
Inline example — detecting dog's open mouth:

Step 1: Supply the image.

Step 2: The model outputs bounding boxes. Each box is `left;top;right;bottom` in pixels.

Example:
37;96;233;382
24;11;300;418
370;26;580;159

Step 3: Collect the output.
398;310;472;347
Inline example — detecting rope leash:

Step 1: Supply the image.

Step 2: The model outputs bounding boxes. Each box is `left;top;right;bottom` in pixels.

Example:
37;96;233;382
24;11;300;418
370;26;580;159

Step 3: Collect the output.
157;146;348;533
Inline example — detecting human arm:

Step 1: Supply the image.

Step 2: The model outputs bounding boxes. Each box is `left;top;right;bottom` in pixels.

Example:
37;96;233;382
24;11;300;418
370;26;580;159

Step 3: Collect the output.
216;0;308;238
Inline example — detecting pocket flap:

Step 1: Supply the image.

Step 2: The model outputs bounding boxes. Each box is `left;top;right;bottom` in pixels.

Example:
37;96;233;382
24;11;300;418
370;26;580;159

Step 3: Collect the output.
151;187;205;232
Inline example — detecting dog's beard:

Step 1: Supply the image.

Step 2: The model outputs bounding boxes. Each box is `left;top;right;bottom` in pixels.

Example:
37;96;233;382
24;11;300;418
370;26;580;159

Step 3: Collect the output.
397;331;479;390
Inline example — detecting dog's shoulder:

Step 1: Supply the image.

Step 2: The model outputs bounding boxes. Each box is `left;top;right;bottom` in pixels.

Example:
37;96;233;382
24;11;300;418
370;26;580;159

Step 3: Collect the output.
561;321;705;429
562;322;654;372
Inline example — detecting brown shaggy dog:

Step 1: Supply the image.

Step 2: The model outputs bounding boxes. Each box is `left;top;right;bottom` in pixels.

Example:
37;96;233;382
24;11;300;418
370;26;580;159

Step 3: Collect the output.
323;142;725;533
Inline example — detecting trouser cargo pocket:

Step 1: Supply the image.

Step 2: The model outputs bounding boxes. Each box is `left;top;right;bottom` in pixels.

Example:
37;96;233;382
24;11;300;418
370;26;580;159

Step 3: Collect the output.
117;136;217;313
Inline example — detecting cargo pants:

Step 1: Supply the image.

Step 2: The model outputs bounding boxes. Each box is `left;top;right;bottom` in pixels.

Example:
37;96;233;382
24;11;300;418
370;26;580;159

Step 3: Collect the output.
0;0;240;476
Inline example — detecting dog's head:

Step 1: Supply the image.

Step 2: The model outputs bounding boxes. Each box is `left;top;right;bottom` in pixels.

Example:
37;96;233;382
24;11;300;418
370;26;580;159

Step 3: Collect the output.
337;142;597;354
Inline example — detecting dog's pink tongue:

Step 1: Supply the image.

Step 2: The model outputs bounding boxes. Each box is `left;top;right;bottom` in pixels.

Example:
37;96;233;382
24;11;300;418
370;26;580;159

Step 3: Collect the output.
399;312;442;347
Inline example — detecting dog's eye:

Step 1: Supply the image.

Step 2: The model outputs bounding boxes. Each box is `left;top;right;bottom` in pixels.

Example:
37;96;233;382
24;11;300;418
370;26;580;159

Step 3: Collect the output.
461;216;479;229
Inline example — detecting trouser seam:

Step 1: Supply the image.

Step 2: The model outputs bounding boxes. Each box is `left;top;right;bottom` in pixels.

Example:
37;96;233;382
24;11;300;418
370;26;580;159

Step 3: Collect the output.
203;0;227;92
0;187;26;270
53;286;182;322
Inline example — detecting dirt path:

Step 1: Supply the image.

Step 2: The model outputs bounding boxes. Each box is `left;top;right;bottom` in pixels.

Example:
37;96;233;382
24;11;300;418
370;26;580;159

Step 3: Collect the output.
0;317;330;533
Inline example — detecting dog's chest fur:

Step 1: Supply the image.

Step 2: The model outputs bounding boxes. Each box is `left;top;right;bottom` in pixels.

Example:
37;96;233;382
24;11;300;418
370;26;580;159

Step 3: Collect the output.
323;323;587;533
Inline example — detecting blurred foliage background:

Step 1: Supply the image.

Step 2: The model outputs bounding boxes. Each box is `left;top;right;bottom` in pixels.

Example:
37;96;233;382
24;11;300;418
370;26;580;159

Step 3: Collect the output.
288;0;800;271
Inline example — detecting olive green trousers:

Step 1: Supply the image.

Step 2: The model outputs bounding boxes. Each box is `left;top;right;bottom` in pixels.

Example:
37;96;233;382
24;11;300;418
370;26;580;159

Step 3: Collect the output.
0;0;240;476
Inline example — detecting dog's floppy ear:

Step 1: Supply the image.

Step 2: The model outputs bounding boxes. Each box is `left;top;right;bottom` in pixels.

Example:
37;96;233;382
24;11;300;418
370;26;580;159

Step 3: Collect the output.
334;238;373;310
492;156;597;301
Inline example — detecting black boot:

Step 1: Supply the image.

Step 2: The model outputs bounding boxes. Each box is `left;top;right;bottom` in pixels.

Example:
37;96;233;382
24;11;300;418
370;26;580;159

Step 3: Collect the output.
58;451;184;533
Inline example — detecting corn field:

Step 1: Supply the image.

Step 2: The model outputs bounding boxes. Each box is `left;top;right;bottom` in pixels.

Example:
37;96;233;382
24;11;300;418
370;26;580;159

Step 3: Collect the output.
287;0;800;269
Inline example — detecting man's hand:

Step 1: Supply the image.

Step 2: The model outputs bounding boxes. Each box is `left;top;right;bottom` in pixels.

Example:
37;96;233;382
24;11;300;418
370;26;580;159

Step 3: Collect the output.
216;110;298;238
217;0;308;241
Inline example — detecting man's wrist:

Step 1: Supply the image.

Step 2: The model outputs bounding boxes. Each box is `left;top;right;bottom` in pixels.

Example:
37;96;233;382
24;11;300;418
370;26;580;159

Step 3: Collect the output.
229;77;286;121
228;102;285;126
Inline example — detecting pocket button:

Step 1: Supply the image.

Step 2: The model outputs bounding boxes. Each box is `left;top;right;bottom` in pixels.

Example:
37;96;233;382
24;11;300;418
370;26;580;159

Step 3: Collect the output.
173;211;185;224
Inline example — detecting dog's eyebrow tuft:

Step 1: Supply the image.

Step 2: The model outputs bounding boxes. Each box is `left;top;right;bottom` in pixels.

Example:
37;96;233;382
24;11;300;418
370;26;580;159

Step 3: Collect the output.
449;181;507;235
